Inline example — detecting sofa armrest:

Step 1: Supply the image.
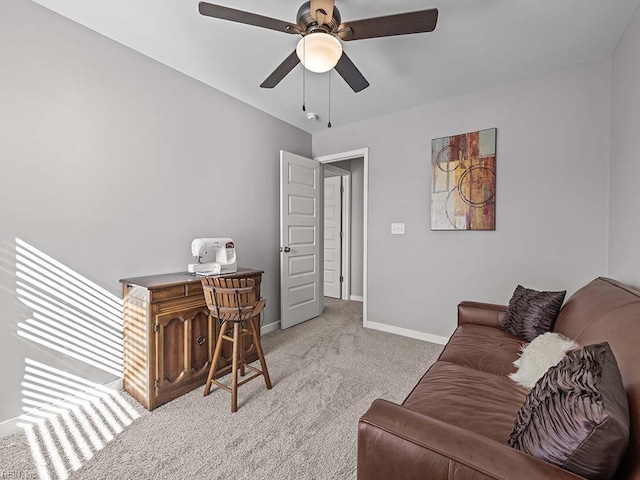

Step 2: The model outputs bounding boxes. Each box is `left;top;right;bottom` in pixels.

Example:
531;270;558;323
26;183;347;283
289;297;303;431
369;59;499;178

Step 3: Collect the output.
358;399;584;480
457;301;508;328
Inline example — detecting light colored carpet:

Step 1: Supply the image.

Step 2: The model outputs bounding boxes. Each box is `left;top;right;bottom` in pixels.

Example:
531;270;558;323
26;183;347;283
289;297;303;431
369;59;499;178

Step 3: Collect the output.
0;298;443;479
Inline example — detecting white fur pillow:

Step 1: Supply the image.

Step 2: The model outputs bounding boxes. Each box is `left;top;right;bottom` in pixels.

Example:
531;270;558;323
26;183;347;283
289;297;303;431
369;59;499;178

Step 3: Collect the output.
509;332;578;389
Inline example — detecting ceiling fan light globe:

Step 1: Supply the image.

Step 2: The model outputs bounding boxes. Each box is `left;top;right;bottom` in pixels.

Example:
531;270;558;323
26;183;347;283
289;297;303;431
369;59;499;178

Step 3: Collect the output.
296;34;342;73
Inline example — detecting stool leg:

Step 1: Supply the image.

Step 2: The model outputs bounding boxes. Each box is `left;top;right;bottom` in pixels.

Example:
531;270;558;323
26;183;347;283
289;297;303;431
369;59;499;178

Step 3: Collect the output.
231;322;240;412
204;321;226;396
250;316;272;390
240;329;246;377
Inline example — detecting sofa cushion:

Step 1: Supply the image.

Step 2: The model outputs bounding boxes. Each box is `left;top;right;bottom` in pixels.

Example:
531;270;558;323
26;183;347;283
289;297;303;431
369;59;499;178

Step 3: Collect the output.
500;285;566;341
509;342;630;480
438;324;527;377
403;361;528;443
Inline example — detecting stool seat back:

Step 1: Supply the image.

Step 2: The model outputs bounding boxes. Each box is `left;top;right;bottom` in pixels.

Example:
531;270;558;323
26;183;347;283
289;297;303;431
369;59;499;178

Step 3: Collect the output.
201;277;264;322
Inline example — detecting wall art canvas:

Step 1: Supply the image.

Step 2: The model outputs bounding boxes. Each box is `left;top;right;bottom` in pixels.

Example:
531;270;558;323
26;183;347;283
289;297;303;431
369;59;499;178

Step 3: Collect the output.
431;128;497;230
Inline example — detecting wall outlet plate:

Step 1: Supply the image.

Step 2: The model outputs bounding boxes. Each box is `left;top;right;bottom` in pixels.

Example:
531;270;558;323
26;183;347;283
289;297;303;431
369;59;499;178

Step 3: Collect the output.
391;223;405;235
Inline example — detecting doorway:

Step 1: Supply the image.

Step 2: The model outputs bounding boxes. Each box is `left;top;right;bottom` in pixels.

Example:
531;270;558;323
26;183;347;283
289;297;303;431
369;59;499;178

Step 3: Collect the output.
317;148;368;324
323;164;350;299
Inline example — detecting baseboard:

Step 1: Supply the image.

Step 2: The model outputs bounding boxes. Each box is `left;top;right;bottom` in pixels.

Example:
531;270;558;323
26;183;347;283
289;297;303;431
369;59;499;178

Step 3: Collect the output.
105;378;124;392
364;320;450;345
261;321;280;335
0;377;124;439
349;295;364;302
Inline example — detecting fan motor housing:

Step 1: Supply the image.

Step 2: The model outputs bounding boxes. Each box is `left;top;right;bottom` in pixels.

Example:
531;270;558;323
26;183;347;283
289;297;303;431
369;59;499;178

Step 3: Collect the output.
296;1;341;34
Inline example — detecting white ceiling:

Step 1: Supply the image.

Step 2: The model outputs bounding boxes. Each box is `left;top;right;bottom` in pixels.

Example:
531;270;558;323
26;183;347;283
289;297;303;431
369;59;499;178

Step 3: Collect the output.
32;0;639;134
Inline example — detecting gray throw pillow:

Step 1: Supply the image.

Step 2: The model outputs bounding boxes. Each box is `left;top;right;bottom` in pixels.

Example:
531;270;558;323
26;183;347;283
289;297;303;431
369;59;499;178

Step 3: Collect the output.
508;342;630;480
500;285;566;341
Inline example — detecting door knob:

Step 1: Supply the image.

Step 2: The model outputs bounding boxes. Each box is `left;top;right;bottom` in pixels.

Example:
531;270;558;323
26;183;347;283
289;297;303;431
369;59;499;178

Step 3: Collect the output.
283;246;291;253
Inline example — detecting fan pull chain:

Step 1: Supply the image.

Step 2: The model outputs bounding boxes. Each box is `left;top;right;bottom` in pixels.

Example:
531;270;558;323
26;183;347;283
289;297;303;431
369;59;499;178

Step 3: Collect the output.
302;36;306;112
327;72;332;128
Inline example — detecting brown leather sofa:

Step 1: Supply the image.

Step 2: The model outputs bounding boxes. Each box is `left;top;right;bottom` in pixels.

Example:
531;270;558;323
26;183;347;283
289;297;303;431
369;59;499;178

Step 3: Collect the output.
358;277;640;480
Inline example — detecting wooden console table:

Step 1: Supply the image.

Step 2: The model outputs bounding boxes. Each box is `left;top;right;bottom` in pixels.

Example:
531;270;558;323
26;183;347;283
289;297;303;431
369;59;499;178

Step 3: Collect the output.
120;268;263;410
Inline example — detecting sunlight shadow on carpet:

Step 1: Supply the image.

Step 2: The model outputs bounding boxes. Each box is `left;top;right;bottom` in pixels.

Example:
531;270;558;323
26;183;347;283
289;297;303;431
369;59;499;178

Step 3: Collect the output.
17;360;139;480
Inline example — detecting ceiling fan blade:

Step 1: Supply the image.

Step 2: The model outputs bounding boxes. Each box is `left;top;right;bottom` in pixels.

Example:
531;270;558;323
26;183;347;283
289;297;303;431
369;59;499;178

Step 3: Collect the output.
334;52;369;93
199;2;300;35
310;0;335;26
338;8;438;41
260;51;301;89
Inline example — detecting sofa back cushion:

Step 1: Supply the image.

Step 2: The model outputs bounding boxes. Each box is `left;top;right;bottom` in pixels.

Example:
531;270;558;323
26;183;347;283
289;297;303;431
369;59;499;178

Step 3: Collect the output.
553;277;640;479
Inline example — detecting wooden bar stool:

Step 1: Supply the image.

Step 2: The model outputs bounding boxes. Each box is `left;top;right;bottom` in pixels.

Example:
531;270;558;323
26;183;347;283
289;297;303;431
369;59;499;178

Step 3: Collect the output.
201;277;272;412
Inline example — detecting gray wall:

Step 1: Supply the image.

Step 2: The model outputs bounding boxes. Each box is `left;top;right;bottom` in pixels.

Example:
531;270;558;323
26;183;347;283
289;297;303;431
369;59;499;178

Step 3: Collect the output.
332;158;365;298
313;59;611;338
0;0;311;424
609;4;640;288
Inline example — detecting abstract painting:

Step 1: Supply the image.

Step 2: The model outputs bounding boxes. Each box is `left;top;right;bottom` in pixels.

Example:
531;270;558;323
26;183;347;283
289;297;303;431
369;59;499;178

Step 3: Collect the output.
431;128;497;230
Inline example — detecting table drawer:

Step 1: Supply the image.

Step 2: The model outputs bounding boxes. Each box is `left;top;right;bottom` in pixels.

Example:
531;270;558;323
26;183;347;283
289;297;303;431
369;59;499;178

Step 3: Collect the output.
186;282;203;297
150;285;185;303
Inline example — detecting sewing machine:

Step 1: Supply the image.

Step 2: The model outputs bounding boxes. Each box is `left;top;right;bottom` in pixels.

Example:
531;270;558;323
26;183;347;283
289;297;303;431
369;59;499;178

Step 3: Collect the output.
188;238;237;275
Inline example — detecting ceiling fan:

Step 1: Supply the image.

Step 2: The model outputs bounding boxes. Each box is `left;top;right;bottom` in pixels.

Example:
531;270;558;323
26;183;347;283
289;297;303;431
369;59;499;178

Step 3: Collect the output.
198;1;439;93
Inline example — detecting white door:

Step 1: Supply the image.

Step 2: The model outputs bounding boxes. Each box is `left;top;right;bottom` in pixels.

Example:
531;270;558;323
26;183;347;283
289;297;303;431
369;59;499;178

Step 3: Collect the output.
323;176;342;298
280;151;322;329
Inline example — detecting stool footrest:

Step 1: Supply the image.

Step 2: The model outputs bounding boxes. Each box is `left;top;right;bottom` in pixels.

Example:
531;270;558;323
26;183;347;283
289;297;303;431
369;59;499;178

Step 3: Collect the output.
209;380;232;393
212;363;234;377
211;361;261;379
221;332;252;342
210;370;263;391
237;371;263;387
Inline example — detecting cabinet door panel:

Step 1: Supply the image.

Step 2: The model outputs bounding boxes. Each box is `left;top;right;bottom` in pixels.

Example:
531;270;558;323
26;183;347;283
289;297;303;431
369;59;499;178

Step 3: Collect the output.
190;309;212;372
156;313;186;386
155;306;213;399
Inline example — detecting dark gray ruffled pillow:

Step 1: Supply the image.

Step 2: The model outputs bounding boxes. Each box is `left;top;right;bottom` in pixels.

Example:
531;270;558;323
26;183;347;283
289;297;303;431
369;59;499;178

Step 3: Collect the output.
508;342;630;480
500;285;566;341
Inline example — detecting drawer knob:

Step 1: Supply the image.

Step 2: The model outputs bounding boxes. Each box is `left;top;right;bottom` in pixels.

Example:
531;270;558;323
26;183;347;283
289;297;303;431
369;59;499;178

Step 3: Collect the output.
196;335;206;346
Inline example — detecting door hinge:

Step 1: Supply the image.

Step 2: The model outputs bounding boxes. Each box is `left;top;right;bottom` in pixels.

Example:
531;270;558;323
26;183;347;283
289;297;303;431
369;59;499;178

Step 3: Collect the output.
340;186;344;193
153;324;159;333
340;276;344;282
154;379;159;389
340;231;343;238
